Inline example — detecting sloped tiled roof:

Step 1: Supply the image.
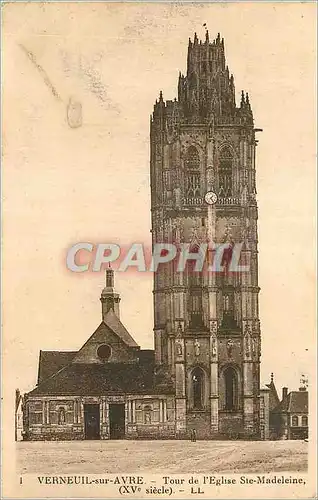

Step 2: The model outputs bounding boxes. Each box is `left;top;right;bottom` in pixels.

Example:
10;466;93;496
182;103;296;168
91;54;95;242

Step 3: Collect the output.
30;311;158;397
27;361;174;397
104;310;139;348
138;349;155;365
37;350;77;384
74;312;139;357
272;390;308;414
265;380;281;412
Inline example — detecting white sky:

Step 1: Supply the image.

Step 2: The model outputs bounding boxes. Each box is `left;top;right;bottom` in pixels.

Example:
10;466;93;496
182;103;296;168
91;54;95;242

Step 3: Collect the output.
3;2;316;399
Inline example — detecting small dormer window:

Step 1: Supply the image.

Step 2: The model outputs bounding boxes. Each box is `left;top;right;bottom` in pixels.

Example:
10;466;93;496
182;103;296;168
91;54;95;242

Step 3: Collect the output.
97;344;111;361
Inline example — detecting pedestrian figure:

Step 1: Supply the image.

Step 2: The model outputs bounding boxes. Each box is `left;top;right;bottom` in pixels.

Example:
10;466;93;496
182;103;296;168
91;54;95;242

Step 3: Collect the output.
192;429;197;442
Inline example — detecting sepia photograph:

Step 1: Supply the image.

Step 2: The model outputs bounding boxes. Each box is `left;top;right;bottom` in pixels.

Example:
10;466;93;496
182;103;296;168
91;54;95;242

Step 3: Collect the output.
2;2;316;498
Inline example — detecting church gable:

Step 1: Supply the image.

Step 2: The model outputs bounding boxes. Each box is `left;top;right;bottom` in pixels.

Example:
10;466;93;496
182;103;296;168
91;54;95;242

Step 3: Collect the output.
72;317;139;365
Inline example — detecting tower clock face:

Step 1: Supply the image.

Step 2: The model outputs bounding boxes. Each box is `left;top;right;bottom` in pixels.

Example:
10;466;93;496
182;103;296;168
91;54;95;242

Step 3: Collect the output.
204;191;218;205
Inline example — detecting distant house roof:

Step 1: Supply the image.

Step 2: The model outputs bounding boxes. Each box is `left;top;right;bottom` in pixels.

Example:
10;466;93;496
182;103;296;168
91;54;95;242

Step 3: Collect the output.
37;350;77;385
272;390;308;414
28;361;174;397
265;379;281;412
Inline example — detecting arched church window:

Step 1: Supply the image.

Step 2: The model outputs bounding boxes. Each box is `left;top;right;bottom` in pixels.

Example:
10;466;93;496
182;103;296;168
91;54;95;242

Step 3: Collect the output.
185;146;200;170
58;408;66;425
223;289;234;315
187;245;203;287
189;290;204;329
219;146;233;197
192;367;204;410
187;246;204;329
224;367;238;410
185;146;200;200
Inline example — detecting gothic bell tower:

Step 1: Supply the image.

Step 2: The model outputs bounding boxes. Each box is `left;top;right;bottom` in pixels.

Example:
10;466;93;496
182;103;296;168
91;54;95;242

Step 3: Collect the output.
150;32;261;439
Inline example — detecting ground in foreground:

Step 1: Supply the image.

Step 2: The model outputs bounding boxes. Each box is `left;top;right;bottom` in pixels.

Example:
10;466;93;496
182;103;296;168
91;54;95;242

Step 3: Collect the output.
17;439;307;474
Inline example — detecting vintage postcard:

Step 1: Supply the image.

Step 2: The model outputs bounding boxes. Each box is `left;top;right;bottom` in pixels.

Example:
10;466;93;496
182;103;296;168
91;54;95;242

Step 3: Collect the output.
1;1;317;499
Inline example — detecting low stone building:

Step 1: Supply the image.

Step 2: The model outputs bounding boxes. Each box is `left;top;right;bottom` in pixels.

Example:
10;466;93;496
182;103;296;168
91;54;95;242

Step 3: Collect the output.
23;268;175;441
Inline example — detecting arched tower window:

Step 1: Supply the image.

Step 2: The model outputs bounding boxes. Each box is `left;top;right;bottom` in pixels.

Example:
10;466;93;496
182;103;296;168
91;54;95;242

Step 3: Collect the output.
221;287;237;329
187;244;203;287
219;146;233;198
187;245;204;329
189;289;203;329
192;367;204;410
185;146;201;200
185;146;200;170
224;367;238;410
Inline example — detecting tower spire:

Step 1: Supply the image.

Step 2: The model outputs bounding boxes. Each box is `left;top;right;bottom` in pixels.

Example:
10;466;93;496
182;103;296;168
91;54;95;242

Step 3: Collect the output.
100;266;120;319
105;263;114;289
241;90;245;107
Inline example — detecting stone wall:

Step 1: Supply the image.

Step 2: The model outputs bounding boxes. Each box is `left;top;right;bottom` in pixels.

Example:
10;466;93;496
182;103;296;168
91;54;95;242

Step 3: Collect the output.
218;411;244;439
186;411;211;439
24;395;176;441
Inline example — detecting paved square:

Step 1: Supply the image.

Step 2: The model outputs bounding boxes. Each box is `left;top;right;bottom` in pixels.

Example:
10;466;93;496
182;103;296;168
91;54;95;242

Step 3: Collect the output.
17;440;307;474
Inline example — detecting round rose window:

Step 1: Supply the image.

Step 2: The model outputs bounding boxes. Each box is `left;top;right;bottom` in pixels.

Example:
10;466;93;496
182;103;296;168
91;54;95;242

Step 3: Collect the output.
97;344;111;361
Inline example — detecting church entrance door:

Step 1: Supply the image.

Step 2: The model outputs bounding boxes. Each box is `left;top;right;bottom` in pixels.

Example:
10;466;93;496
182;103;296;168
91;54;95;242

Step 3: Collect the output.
109;404;125;439
84;404;100;440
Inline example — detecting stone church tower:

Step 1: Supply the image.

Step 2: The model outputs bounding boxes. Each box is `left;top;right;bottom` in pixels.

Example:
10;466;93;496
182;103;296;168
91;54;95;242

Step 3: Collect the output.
150;32;261;439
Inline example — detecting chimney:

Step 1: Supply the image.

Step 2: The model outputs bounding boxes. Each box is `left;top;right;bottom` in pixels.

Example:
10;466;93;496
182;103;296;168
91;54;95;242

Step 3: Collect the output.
282;387;288;400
